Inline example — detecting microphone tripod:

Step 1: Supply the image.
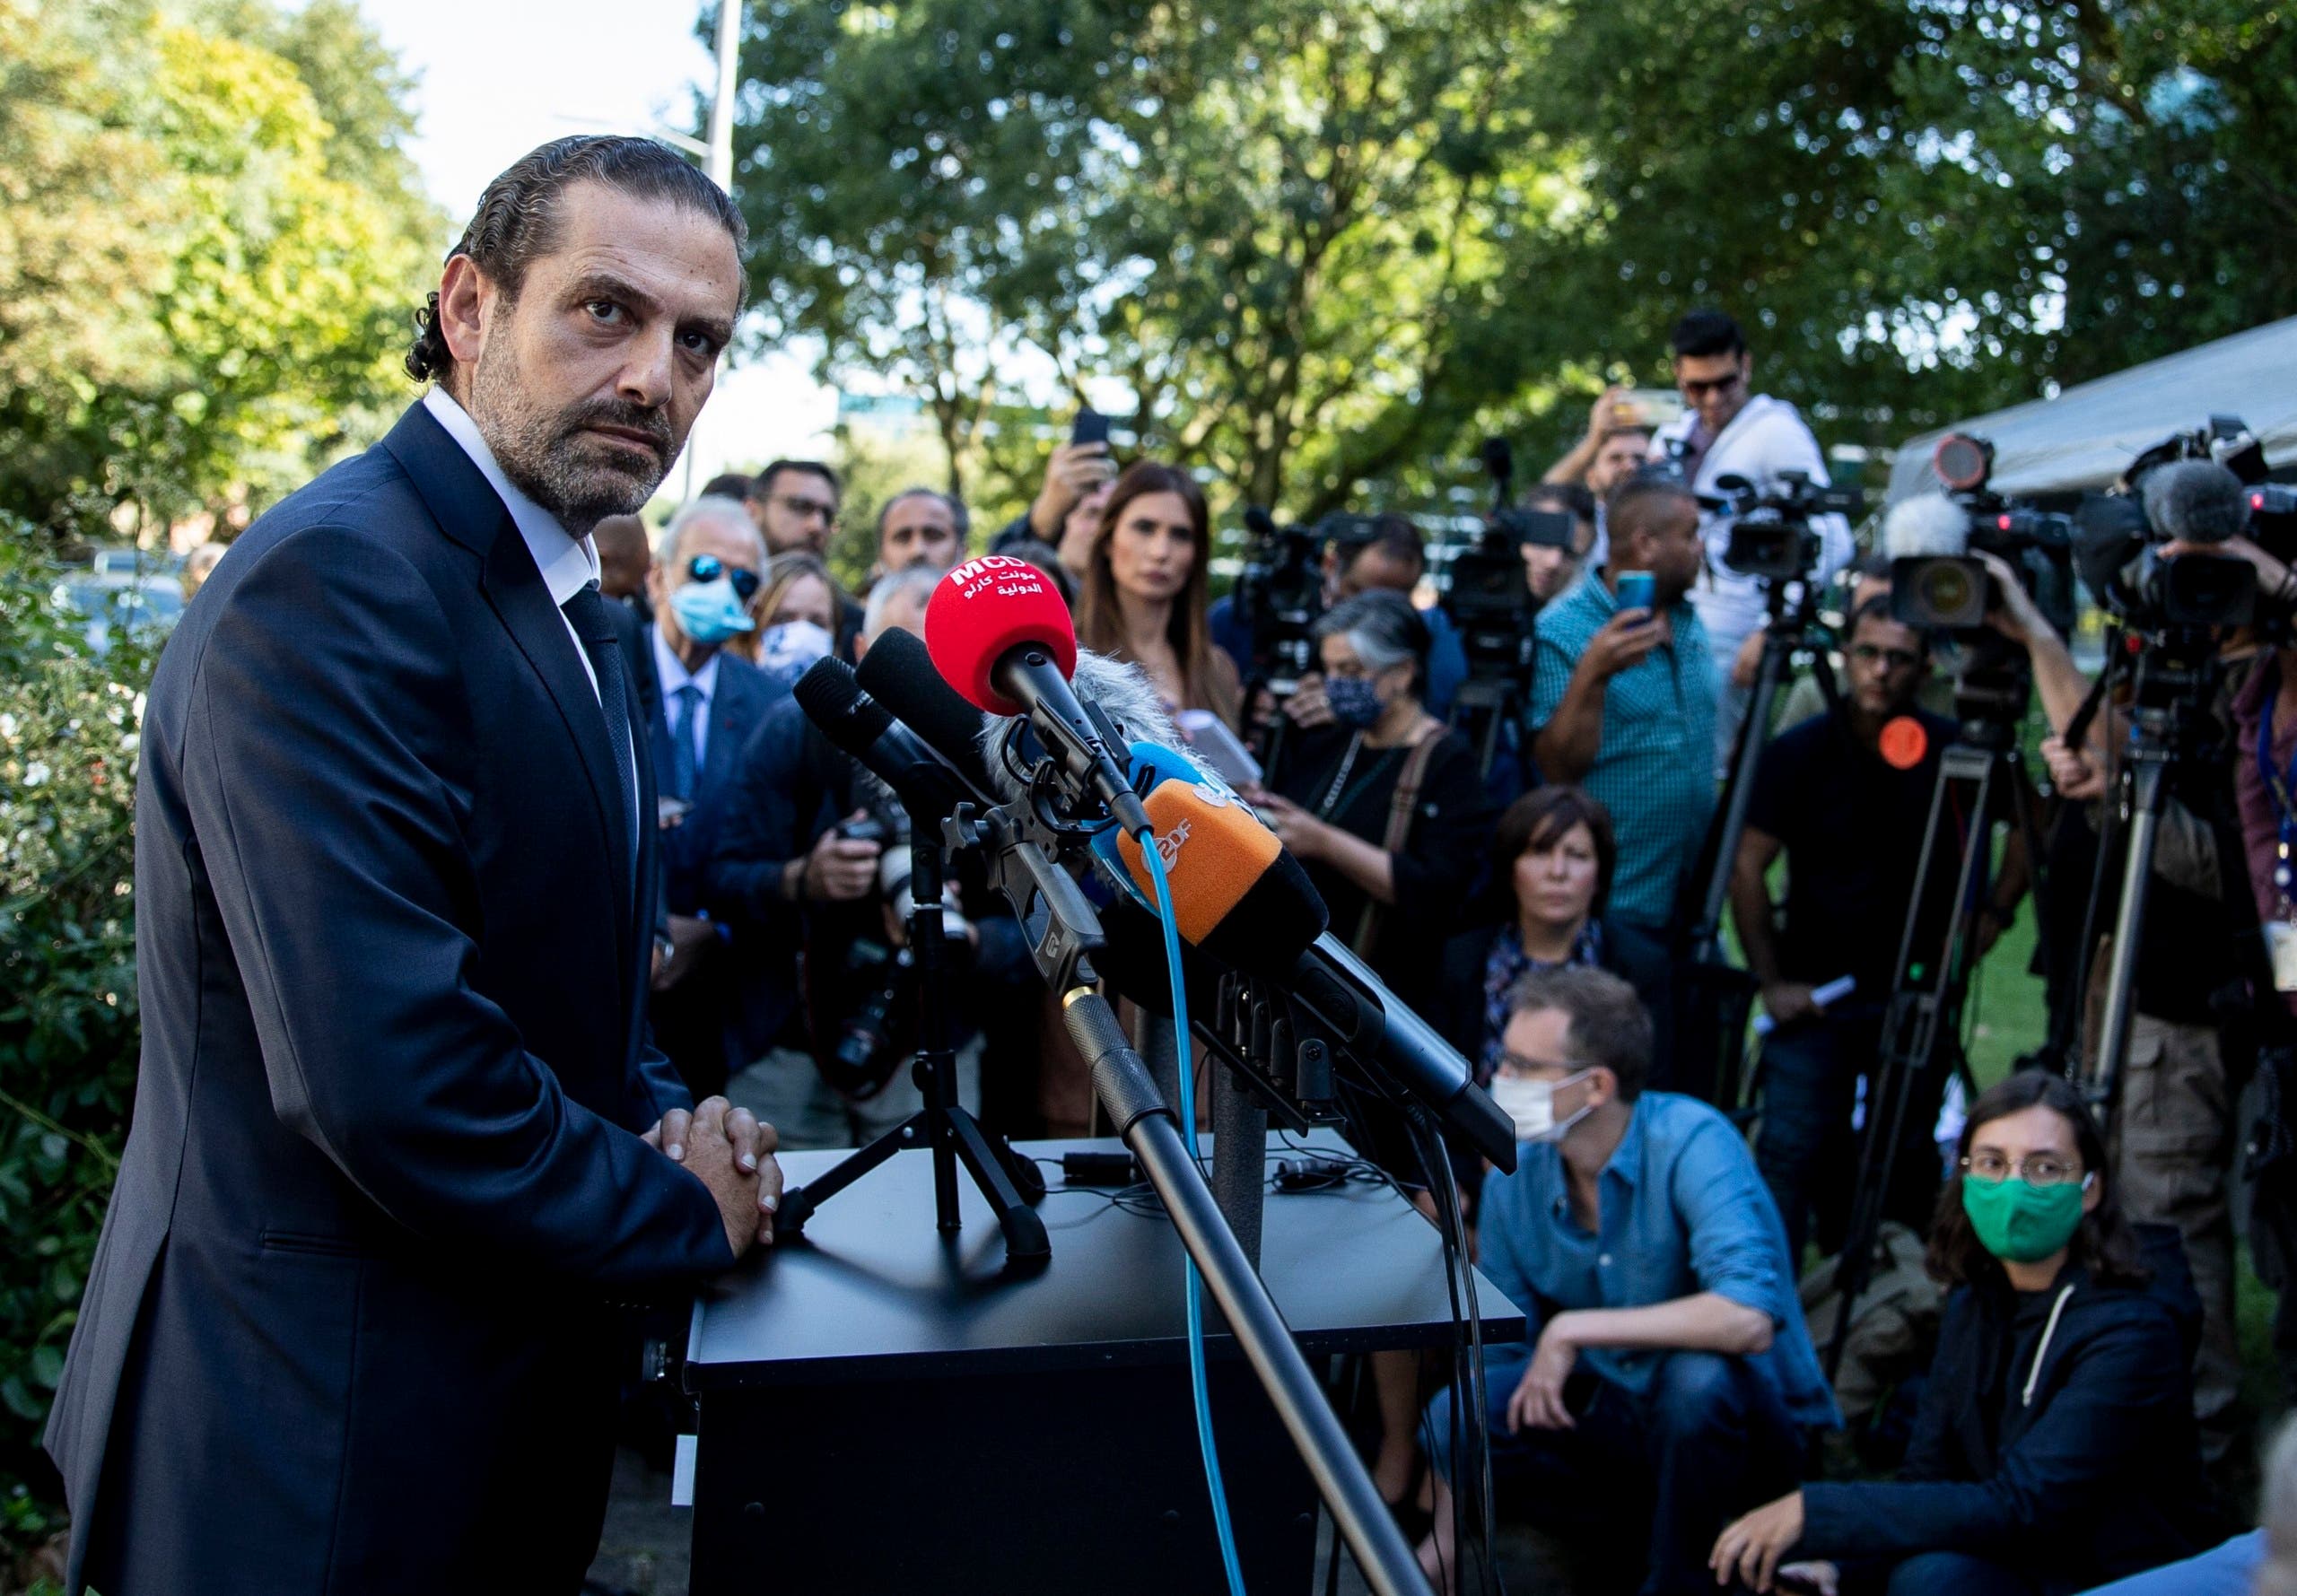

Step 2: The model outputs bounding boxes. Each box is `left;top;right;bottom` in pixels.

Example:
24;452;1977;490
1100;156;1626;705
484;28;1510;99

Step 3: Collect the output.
1682;574;1842;1107
774;812;1052;1271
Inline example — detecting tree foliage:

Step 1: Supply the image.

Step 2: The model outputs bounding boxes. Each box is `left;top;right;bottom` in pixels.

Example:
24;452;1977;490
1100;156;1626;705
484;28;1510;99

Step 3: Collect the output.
729;0;2297;520
0;0;442;544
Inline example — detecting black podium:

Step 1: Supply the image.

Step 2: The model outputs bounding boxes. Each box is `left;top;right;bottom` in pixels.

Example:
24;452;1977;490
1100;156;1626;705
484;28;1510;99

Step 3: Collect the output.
683;1132;1524;1595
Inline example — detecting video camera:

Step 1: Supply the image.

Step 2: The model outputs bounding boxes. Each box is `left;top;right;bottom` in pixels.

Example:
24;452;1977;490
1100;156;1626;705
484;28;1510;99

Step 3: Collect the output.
2074;416;2273;635
1441;438;1569;684
1702;470;1864;584
1230;505;1325;701
1887;433;2080;639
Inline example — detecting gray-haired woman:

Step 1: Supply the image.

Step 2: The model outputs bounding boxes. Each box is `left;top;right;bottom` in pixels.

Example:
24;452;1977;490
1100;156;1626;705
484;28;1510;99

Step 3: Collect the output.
1252;591;1492;1012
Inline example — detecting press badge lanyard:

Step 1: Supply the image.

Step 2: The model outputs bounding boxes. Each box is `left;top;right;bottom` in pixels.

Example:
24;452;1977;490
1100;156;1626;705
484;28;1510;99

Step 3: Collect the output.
2255;691;2297;990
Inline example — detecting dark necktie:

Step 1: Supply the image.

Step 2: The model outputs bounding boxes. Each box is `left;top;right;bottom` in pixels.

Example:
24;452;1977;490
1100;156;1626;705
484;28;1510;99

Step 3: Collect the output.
559;581;638;874
668;682;703;803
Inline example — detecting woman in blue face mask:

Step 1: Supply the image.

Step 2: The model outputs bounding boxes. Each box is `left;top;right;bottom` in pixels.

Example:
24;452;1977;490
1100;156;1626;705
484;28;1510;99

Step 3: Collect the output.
1711;1070;2220;1596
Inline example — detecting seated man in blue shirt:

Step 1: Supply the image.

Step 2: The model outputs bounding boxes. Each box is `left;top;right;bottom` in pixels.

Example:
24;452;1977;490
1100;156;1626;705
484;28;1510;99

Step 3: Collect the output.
1418;964;1836;1595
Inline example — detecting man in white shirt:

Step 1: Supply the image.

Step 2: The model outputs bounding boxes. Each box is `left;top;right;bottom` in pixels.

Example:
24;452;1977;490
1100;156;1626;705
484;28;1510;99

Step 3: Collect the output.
1650;309;1854;768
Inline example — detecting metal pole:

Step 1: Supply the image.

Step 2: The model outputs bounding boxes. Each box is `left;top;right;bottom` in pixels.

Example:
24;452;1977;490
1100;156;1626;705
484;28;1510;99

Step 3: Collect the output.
706;0;742;192
1062;990;1433;1596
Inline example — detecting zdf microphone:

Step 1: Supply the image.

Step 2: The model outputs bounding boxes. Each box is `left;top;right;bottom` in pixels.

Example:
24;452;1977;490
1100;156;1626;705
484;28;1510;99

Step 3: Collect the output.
925;556;1150;836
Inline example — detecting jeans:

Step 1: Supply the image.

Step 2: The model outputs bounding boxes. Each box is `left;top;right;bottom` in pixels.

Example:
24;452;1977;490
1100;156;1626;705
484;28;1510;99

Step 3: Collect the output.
1754;1007;1946;1269
1428;1350;1803;1596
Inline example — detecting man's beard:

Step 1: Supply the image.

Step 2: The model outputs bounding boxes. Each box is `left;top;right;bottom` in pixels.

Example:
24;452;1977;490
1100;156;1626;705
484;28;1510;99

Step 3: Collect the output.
467;336;677;537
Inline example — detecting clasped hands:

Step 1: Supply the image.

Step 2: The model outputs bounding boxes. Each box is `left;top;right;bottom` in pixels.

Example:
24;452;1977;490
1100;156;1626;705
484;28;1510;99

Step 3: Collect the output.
643;1096;784;1258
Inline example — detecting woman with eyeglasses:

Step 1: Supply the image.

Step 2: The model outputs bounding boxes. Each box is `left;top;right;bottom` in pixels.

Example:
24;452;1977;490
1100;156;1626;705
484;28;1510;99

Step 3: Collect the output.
1709;1071;2218;1596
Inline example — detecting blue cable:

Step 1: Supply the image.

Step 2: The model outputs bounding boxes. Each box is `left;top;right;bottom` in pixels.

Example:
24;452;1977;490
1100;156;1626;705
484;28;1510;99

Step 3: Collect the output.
1140;836;1248;1596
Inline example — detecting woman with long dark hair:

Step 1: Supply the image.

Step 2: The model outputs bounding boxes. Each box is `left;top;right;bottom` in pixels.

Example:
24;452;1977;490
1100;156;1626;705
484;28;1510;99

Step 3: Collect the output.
1075;460;1243;727
1709;1071;2217;1596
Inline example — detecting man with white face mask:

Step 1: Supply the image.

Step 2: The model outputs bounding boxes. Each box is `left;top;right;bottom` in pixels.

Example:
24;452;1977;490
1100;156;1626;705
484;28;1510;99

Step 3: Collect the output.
1416;964;1836;1596
644;493;779;1098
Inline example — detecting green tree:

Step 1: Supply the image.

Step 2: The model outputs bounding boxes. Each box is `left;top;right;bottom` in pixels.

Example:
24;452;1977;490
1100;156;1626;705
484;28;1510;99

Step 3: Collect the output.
0;0;442;544
729;0;1589;523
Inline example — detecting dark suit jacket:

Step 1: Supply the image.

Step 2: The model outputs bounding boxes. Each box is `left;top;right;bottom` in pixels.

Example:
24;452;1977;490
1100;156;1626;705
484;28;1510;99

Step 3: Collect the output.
45;404;735;1595
645;630;782;1076
700;694;860;1058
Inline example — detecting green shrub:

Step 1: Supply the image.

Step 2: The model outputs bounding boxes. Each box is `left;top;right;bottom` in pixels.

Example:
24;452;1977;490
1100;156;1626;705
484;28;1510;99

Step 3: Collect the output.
0;527;153;1572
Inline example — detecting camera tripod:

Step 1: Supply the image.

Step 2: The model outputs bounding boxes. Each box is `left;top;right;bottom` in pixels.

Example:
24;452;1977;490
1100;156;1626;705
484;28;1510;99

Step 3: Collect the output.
2064;630;2227;1133
1682;577;1843;1108
1821;665;2052;1379
774;819;1052;1270
1449;667;1525;785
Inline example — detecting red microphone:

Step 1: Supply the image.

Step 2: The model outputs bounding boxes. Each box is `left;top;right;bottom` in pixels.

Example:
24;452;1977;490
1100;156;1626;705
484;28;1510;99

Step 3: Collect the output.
925;556;1149;835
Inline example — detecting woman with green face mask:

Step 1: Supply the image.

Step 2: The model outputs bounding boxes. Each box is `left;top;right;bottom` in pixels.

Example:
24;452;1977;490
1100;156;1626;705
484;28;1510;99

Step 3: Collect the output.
1709;1072;2221;1596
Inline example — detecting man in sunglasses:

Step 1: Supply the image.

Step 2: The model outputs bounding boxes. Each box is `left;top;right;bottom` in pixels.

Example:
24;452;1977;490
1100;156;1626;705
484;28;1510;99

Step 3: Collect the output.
643;495;782;1100
1729;598;1973;1266
1650;308;1856;769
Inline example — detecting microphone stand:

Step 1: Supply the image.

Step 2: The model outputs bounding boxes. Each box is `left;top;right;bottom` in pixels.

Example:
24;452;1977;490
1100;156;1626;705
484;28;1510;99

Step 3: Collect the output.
775;807;1052;1271
967;791;1433;1596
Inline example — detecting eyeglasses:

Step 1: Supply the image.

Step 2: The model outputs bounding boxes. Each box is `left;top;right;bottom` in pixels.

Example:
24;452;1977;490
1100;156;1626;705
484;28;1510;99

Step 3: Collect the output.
770;493;838;525
1849;643;1921;671
1961;1152;2087;1187
1677;371;1744;400
687;554;761;602
1498;1053;1594;1077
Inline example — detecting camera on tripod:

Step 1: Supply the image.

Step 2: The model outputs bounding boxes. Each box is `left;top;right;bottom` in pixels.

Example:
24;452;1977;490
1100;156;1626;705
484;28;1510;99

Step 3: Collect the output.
2074;417;2269;636
1888;433;2080;638
1231;506;1326;702
1703;470;1864;584
1443;438;1565;685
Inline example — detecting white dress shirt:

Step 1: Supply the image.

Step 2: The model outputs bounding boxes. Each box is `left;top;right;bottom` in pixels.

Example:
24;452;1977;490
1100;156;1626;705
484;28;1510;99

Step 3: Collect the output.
422;388;640;846
651;625;721;771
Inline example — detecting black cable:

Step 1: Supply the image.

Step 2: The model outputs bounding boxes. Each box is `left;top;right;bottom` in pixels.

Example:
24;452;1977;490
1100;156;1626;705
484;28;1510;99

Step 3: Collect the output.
1406;1107;1501;1596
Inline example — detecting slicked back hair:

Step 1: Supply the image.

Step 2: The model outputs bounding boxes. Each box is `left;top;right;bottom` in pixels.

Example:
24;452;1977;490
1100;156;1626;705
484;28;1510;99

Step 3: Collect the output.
406;135;747;386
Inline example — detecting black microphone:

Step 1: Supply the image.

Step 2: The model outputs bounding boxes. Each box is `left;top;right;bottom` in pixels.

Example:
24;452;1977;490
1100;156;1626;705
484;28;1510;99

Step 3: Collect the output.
1090;899;1517;1172
791;657;971;819
851;627;997;799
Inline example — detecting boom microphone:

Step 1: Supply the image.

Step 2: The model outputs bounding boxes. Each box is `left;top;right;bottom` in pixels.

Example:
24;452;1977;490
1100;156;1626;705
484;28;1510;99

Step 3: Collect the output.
2142;459;2249;546
1881;493;1970;559
925;557;1150;836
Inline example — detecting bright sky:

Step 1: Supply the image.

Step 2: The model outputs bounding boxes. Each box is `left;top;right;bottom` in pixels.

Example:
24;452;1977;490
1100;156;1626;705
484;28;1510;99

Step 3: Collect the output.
353;0;837;493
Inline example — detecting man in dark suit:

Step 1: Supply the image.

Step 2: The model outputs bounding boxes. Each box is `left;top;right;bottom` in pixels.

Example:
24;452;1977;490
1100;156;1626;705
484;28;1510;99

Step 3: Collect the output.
45;136;782;1596
642;493;781;1098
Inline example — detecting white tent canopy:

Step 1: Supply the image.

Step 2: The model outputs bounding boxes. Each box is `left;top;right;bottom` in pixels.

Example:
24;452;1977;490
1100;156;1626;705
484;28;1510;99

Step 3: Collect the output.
1884;316;2297;506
